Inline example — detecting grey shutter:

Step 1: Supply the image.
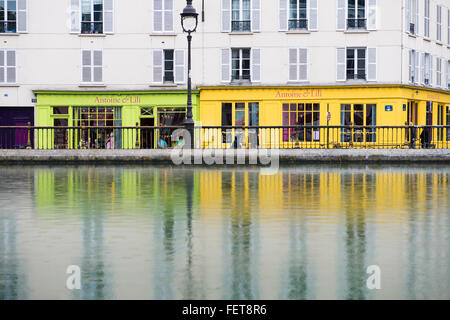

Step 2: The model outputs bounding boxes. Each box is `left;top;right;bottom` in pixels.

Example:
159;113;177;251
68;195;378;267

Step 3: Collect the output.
309;0;318;31
0;51;4;83
104;0;114;33
337;0;346;31
222;0;231;32
17;0;27;33
93;50;103;83
409;50;413;82
430;55;433;85
406;0;411;32
221;49;231;82
153;0;163;32
252;0;261;32
71;0;81;33
251;48;261;82
447;61;450;88
415;50;420;83
82;50;91;82
6;50;16;83
164;0;174;32
421;53;425;84
174;50;185;84
152;49;163;83
299;48;308;81
289;48;298;81
367;0;376;30
367;48;377;81
414;0;419;34
280;0;287;31
336;48;346;81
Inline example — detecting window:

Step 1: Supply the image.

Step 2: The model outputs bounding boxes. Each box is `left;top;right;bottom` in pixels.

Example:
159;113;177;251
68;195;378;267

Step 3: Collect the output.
231;48;251;81
437;104;444;141
232;0;251;32
163;50;174;83
152;49;185;84
288;48;308;82
289;0;307;30
153;0;173;33
436;57;442;87
221;102;260;144
424;0;430;38
340;104;376;143
423;53;432;85
447;60;450;89
81;50;103;83
282;103;320;142
0;0;16;33
347;48;366;80
448;9;450;45
348;0;366;29
447;106;450;140
71;0;113;34
0;50;16;83
437;5;442;42
406;0;418;34
53;107;69;115
409;50;417;83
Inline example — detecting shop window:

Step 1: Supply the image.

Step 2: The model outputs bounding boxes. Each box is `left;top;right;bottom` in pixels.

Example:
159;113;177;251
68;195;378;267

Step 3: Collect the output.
347;0;366;30
231;48;251;81
437;104;444;141
141;107;154;116
158;107;186;148
53;107;69;115
282;103;320;142
221;102;260;144
231;0;251;32
340;104;376;143
73;107;121;149
222;103;233;143
447;106;450;141
289;0;307;30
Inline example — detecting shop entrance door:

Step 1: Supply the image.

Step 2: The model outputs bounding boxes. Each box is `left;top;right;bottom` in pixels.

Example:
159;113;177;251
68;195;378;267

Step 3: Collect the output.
54;119;69;149
140;118;155;149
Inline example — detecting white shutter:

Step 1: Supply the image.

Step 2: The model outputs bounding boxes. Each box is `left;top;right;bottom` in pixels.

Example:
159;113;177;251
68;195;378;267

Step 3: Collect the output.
82;50;91;83
336;48;346;81
447;61;450;89
221;48;231;82
174;50;185;84
414;0;419;34
222;0;231;32
368;0;377;30
280;0;288;31
6;50;16;83
70;0;81;33
448;10;450;45
288;48;298;81
104;0;114;33
415;50;420;84
17;0;27;33
163;0;174;32
299;48;308;81
152;49;163;84
93;50;103;83
251;48;261;82
337;0;346;31
430;55;433;86
153;0;163;32
309;0;318;31
252;0;261;32
367;48;377;81
409;50;413;82
406;0;411;32
0;51;4;83
421;53;425;84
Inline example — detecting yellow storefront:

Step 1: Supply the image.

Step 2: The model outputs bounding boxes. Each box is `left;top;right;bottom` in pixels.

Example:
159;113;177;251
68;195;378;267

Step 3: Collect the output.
199;85;450;149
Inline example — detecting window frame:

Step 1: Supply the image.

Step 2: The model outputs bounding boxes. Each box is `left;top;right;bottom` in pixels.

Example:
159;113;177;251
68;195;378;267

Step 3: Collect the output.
0;0;17;33
81;0;104;34
231;48;251;82
347;0;367;30
163;49;174;83
231;0;251;32
346;47;366;80
288;0;308;30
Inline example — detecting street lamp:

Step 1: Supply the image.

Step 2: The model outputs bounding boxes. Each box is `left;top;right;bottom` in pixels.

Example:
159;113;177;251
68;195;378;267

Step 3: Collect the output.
181;0;199;149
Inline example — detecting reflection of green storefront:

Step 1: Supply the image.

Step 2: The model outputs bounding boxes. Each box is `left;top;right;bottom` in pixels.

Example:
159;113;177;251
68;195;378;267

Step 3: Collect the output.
34;90;200;149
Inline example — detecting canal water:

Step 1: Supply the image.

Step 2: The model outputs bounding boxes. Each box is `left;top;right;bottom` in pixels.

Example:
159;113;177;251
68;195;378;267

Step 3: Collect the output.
0;164;449;300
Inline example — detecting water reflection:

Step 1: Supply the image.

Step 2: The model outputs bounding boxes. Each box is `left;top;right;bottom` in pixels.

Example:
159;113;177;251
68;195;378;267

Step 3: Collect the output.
0;165;449;300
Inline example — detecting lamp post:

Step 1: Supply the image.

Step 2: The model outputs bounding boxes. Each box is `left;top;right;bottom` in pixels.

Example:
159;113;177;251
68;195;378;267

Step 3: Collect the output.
181;0;199;149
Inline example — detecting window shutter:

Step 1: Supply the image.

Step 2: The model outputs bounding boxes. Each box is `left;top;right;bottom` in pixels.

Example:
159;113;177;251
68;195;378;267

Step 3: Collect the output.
17;0;27;33
367;0;377;30
82;50;91;82
221;48;231;82
299;48;308;81
288;48;298;81
414;0;419;34
336;48;346;81
252;0;261;32
430;55;433;86
104;0;114;33
153;0;163;32
409;50;413;82
406;0;411;32
415;50;420;84
309;0;318;31
447;61;450;89
337;0;346;31
0;51;4;83
367;48;377;81
71;0;81;33
421;53;425;84
251;48;261;82
164;0;174;32
222;0;231;32
280;0;288;31
174;50;185;84
6;50;16;83
152;49;163;84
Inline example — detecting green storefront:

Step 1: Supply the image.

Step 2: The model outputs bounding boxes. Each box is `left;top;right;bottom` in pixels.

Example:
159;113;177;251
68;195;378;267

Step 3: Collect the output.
34;90;200;149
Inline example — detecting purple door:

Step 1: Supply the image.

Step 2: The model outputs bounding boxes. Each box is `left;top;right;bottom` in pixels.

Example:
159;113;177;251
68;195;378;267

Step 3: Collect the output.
0;107;34;149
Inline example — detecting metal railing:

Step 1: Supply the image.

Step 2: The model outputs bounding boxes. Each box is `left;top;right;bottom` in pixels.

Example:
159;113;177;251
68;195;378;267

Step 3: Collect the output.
347;18;367;29
231;20;251;32
1;125;450;150
288;19;308;30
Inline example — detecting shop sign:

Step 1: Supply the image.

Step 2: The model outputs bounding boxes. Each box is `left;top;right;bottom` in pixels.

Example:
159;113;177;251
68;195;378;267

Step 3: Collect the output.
385;105;393;112
94;95;142;105
275;89;322;99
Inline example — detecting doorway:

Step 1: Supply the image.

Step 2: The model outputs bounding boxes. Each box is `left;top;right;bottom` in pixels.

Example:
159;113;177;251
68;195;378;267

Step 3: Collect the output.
140;118;155;149
54;119;68;149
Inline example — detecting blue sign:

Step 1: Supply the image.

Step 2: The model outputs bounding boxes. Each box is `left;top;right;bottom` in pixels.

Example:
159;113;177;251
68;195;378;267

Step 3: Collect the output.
32;98;37;103
385;105;393;112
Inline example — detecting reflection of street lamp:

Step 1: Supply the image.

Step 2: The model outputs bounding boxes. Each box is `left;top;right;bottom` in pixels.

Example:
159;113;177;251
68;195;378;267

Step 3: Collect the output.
181;0;198;148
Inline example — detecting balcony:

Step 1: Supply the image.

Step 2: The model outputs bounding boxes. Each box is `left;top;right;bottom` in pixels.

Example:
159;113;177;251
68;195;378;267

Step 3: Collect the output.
347;18;367;30
231;20;251;32
81;22;103;34
288;19;308;31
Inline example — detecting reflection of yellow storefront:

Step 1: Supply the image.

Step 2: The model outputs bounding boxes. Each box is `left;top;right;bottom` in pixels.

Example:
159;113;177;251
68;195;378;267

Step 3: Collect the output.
199;85;450;148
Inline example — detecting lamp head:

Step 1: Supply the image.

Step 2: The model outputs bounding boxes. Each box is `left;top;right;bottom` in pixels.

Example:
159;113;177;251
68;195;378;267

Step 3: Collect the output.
181;0;199;33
